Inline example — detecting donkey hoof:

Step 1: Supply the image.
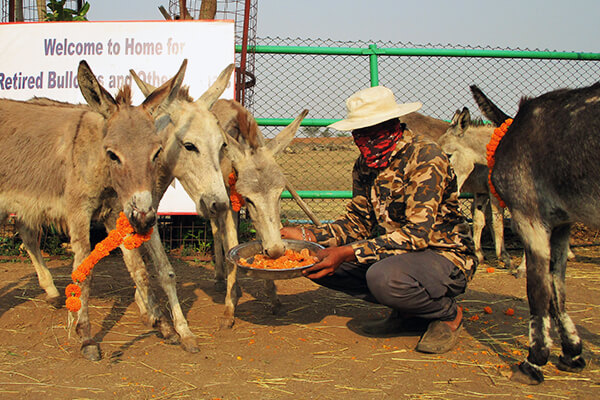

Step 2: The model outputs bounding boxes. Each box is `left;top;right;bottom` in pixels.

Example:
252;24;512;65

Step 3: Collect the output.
139;312;152;327
510;362;543;385
271;300;284;315
156;321;178;344
218;315;235;330
557;355;586;373
511;268;526;279
81;340;102;361
181;336;200;353
46;295;63;309
214;280;226;293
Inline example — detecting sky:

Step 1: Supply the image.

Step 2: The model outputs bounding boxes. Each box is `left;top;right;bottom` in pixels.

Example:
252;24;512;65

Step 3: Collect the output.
86;0;600;53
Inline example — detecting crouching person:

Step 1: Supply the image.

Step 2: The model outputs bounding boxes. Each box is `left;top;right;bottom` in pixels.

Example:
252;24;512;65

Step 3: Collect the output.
281;86;478;353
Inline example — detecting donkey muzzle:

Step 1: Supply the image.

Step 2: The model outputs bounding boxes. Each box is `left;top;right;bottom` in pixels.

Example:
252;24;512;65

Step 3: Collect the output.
263;242;286;259
198;194;230;219
127;191;157;234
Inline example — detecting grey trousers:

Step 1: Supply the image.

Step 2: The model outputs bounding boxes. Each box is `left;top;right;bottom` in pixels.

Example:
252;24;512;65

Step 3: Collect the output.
311;249;467;321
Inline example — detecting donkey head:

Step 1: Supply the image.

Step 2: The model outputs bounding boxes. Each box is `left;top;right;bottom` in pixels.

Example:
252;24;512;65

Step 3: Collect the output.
130;64;234;218
438;107;493;192
222;110;308;259
438;107;470;156
78;59;186;233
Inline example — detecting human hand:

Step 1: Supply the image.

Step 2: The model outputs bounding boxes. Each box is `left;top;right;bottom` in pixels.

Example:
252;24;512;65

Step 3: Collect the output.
280;227;303;240
280;226;316;242
302;245;356;280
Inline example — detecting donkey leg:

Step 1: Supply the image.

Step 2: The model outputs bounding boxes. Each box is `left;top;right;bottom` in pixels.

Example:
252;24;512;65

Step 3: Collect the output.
141;230;199;353
220;208;241;329
14;220;61;307
489;196;512;269
209;217;227;292
549;225;586;373
512;216;527;278
264;279;283;314
510;215;552;385
513;252;527;278
120;244;180;346
101;215;162;333
68;219;100;361
471;195;487;264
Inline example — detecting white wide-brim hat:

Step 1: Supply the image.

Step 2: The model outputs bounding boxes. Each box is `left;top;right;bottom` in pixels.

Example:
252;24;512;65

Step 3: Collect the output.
328;86;422;131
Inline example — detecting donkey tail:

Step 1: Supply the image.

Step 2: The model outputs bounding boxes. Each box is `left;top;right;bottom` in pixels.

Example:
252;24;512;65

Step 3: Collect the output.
469;85;511;126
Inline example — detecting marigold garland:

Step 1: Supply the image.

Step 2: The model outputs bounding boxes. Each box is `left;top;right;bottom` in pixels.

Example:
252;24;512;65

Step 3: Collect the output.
486;118;513;208
65;212;153;312
228;171;245;212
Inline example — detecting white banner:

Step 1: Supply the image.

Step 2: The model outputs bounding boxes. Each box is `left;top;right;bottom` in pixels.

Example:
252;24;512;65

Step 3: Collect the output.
0;20;235;214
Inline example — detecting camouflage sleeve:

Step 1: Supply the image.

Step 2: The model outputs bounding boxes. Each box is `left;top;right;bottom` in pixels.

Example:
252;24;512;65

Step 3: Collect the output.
352;143;451;263
309;160;374;247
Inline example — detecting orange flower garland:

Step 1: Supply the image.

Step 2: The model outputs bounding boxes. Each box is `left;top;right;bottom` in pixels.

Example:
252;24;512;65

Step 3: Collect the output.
65;212;153;312
228;171;245;212
486;118;513;208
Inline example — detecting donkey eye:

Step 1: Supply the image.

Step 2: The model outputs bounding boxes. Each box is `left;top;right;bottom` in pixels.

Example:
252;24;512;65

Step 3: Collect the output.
153;147;163;162
183;142;198;152
107;150;121;164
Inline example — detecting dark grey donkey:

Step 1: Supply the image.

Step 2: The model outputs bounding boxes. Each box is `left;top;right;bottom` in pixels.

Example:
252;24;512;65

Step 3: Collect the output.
470;83;600;385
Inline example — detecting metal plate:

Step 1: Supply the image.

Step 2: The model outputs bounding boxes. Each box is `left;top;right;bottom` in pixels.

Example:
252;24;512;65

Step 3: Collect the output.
226;239;324;280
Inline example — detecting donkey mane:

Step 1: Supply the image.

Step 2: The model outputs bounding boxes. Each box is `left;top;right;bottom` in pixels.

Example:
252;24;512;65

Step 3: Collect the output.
212;99;261;150
115;85;133;105
29;96;77;107
176;86;194;102
467;116;490;127
235;102;261;150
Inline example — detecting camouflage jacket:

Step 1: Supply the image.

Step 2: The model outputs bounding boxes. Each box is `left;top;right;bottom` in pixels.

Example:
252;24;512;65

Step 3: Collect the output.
309;129;478;280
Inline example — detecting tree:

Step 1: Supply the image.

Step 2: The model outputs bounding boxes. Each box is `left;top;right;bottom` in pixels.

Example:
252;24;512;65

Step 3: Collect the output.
44;0;90;21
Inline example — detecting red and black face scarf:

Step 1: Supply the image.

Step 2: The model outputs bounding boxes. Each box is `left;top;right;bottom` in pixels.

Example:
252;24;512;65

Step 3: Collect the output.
352;118;404;169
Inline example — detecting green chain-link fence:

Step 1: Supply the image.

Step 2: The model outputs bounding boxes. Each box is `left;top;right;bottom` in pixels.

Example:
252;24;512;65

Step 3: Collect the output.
249;37;600;223
0;26;598;250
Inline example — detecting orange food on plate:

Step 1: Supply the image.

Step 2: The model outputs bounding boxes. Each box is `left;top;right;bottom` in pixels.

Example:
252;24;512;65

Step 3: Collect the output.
239;248;318;270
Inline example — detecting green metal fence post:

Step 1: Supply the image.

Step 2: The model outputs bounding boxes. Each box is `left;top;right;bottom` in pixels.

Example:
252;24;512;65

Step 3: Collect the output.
369;44;379;86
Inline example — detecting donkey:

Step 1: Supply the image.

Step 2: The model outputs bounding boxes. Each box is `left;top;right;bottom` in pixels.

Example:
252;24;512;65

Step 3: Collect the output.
401;111;450;142
130;69;307;328
437;107;512;269
0;60;187;360
26;63;237;357
471;83;600;384
212;99;308;325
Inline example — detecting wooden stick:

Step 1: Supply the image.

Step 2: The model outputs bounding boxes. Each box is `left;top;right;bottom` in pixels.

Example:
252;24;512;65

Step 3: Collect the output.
284;179;322;226
158;5;172;20
199;0;217;20
36;0;45;21
179;0;194;20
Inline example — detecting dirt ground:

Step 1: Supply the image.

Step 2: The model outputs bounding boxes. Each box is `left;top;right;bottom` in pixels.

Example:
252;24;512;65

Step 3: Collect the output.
0;237;599;400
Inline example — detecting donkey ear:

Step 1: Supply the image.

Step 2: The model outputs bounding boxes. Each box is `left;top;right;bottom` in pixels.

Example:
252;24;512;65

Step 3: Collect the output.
266;109;309;155
196;63;235;109
129;68;156;97
77;60;117;118
450;109;461;126
458;107;471;130
220;127;246;164
142;59;187;115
